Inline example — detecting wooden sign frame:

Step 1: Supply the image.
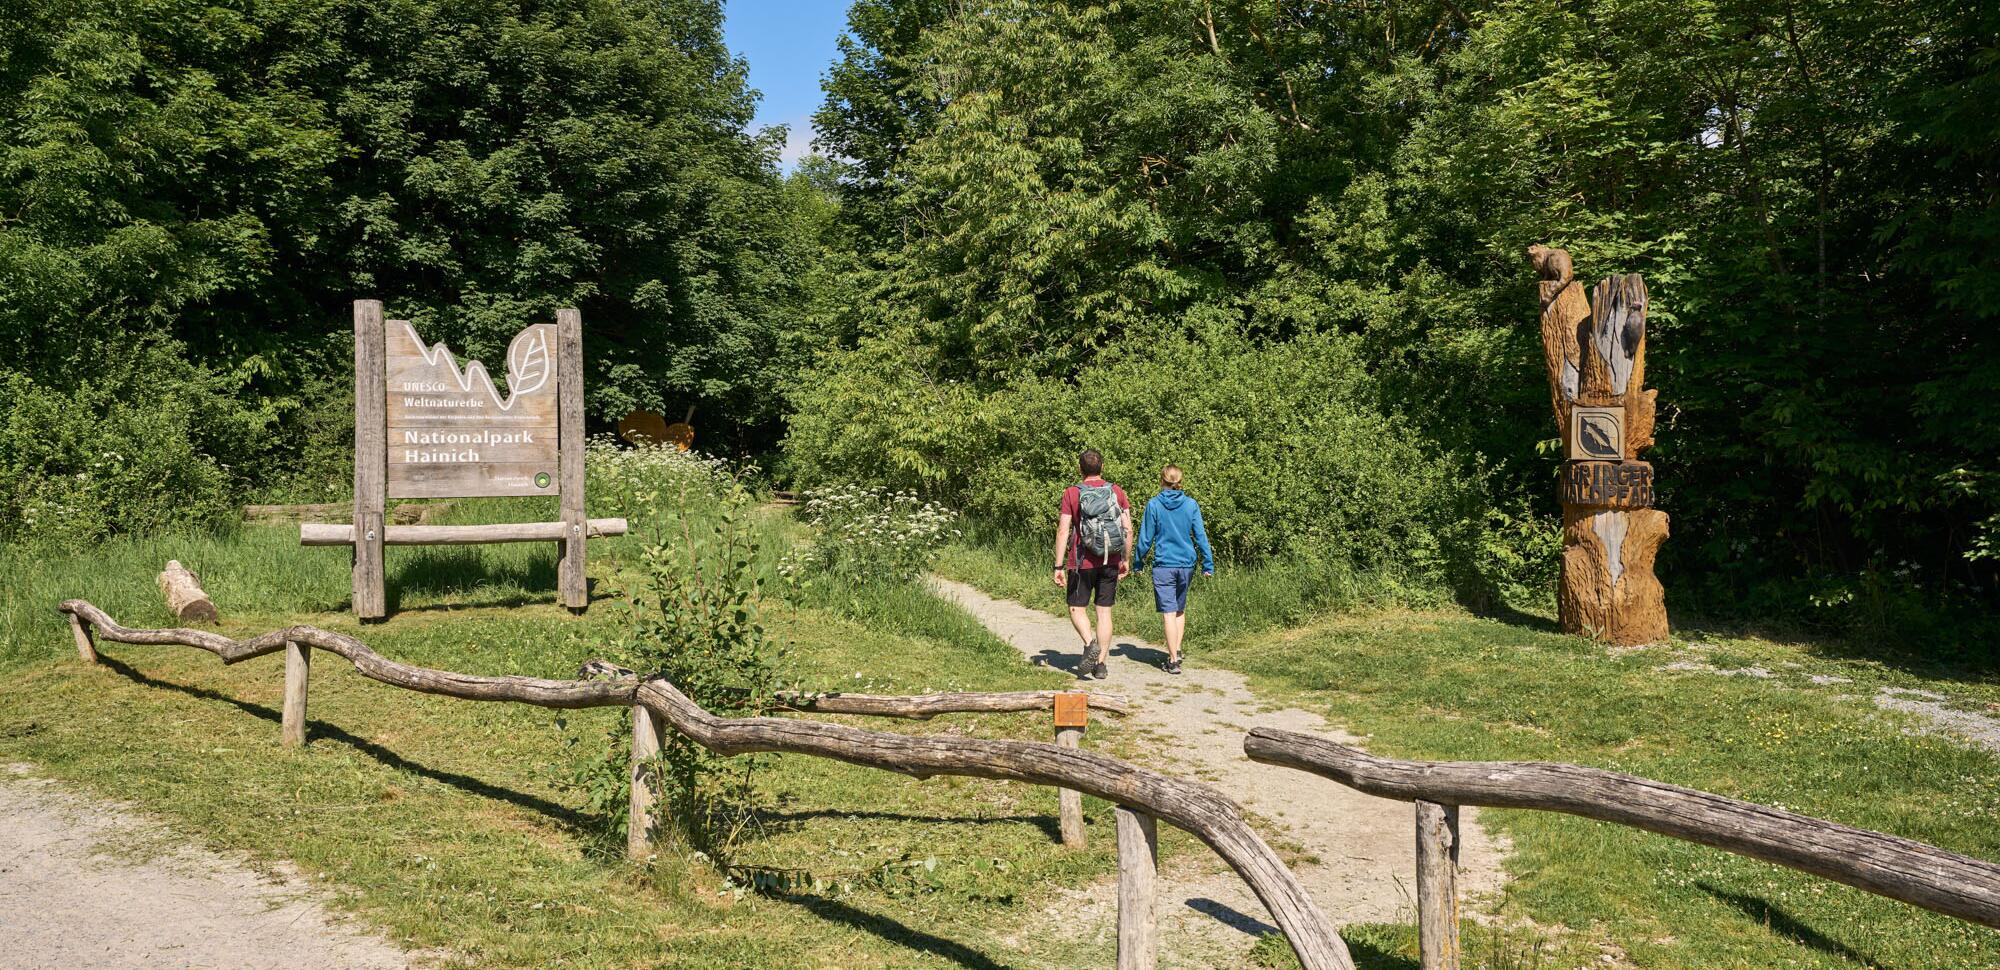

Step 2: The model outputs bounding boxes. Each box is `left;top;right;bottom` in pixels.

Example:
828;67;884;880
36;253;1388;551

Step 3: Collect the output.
326;300;625;621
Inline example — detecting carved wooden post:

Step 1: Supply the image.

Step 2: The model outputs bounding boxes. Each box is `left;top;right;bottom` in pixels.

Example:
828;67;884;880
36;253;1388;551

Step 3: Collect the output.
282;640;310;747
1055;692;1088;847
1530;246;1668;645
628;704;660;860
352;300;388;621
556;308;588;612
1116;806;1158;970
1415;800;1460;970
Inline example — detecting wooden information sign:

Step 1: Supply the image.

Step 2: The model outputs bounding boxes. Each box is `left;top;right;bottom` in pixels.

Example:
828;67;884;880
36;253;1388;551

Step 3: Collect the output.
315;300;626;621
386;320;559;498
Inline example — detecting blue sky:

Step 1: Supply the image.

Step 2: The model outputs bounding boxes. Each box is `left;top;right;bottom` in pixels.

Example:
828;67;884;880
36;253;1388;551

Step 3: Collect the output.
723;2;852;170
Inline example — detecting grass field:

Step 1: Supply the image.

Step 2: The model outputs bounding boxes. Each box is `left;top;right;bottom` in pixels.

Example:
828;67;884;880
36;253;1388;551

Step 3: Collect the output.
6;484;1997;969
0;494;1157;969
938;539;2000;969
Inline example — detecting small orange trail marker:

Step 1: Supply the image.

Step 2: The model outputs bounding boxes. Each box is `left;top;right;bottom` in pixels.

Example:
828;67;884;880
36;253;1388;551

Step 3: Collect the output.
1054;692;1090;728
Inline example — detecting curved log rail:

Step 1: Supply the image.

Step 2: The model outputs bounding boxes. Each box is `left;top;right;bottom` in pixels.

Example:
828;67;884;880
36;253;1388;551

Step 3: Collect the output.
1246;727;2000;937
58;601;1128;718
575;659;1130;719
57;600;1352;970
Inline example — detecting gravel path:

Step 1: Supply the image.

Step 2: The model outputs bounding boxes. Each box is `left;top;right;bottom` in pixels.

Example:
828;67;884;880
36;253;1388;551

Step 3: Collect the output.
0;764;413;970
929;577;1509;967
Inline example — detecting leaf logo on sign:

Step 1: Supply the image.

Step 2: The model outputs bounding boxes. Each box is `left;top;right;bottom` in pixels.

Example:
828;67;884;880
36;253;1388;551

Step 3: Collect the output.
507;326;552;401
396;321;555;413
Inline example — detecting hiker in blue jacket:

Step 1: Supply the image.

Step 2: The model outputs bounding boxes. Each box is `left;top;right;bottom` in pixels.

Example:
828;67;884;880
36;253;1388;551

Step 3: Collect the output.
1131;464;1214;675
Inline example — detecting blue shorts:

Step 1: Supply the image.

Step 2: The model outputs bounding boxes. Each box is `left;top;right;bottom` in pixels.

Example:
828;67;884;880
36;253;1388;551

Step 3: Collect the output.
1152;567;1194;613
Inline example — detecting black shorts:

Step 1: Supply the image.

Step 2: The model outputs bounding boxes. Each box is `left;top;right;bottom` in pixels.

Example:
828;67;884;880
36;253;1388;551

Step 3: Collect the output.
1065;565;1118;607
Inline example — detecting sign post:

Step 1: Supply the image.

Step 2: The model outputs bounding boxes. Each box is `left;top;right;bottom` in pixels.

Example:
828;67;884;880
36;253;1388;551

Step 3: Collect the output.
1054;692;1089;848
322;300;625;621
354;300;387;619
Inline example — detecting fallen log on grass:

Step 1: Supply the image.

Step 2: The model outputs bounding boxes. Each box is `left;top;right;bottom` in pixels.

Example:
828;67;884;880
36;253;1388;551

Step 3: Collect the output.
157;561;219;624
58;599;1348;968
1245;727;2000;931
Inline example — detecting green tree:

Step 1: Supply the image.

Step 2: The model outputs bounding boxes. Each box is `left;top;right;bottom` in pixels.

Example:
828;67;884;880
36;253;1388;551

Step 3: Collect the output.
798;0;2000;629
0;0;817;533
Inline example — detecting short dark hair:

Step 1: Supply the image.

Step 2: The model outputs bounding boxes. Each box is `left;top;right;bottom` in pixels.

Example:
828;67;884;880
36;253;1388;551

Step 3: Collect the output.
1078;449;1103;476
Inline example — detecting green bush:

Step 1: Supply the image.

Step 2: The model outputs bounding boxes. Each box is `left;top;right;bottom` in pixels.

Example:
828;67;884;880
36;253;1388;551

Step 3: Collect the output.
585;436;745;527
0;342;250;544
780;484;960;588
788;328;1480;587
564;448;784;860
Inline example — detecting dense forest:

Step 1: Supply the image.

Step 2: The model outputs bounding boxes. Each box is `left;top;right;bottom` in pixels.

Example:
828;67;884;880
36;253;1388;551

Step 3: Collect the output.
3;0;1995;640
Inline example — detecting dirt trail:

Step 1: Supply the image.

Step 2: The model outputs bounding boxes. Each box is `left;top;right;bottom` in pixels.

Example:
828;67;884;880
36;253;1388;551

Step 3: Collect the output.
0;764;413;970
929;577;1509;967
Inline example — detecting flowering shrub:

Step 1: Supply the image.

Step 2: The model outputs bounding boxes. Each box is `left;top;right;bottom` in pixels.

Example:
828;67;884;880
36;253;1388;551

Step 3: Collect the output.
565;439;782;862
585;435;743;525
781;484;960;586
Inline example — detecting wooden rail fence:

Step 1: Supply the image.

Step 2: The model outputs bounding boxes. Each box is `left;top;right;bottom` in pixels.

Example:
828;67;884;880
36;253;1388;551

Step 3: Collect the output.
1245;727;2000;970
56;600;1352;970
60;599;1999;969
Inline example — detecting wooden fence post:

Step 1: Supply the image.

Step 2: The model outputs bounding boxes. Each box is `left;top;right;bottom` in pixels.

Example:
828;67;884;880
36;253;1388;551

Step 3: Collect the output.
1117;806;1158;970
1055;692;1088;848
66;613;97;663
282;640;310;747
555;308;587;613
628;703;661;860
1057;727;1085;847
352;300;388;621
1415;799;1460;970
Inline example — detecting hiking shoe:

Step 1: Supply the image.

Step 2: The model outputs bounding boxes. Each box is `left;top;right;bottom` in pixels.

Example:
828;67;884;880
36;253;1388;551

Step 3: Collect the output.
1165;659;1182;675
1092;659;1109;680
1076;640;1098;679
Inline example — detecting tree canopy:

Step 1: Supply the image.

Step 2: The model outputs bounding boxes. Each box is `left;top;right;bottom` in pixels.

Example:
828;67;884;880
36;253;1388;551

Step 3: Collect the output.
790;0;2000;631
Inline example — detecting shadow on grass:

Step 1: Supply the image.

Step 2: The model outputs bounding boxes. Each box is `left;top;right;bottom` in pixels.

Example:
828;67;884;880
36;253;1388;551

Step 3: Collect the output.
386;547;558;610
764;807;1061;841
1699;881;1877;966
1671;607;2000;688
99;655;589;830
769;892;1013;970
1461;598;1562;635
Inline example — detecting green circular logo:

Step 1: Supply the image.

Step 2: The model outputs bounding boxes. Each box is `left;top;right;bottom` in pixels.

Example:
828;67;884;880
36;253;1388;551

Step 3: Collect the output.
534;472;551;489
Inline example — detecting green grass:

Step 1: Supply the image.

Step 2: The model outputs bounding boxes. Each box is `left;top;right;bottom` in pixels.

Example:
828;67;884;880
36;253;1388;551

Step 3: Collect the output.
938;539;2000;969
0;501;1163;968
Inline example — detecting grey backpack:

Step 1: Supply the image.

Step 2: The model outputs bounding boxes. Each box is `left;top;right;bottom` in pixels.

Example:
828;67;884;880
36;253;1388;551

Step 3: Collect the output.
1075;482;1125;557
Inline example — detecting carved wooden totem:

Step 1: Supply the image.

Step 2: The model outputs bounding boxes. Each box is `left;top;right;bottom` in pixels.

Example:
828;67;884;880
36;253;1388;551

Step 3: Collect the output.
1530;245;1668;644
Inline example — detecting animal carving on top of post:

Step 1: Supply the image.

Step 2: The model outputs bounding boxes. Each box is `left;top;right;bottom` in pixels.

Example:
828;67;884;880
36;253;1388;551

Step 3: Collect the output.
1530;245;1668;645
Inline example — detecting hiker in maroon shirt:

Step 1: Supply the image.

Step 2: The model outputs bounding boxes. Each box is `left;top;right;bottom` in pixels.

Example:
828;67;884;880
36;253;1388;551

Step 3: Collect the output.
1051;449;1132;680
